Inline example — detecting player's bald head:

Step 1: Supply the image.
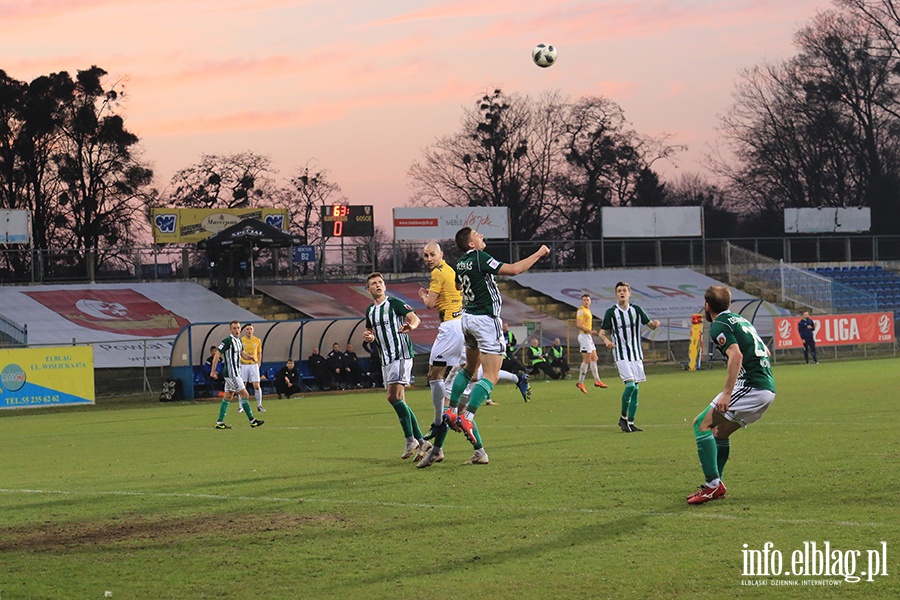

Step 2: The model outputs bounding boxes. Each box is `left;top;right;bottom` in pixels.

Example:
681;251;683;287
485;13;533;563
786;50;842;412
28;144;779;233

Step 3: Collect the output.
422;241;443;268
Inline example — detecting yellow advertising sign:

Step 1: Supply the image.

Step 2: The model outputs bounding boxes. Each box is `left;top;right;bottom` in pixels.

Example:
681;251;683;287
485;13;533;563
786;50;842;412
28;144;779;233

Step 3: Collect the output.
688;314;703;371
0;346;95;409
150;208;290;244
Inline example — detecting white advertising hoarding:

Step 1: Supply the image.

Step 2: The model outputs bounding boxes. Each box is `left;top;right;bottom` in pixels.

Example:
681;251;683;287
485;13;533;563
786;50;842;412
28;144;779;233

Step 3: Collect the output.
393;207;510;240
0;210;31;244
602;206;703;238
784;207;871;233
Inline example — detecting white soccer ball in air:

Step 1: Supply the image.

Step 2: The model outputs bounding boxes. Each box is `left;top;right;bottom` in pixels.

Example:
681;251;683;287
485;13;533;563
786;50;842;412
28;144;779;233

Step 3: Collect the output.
532;43;557;68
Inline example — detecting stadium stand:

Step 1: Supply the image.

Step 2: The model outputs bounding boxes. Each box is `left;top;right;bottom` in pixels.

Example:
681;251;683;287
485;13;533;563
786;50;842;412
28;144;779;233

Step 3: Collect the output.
808;266;900;313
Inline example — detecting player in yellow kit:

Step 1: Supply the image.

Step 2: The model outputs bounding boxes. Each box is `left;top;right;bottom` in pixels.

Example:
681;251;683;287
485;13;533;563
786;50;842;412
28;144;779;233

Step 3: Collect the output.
417;241;465;464
240;324;265;413
575;294;608;393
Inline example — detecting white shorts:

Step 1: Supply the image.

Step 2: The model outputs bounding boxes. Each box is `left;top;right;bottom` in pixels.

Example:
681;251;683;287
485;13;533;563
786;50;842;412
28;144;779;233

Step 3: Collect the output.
240;363;260;383
578;333;596;353
382;357;413;387
712;386;775;428
615;360;646;383
223;375;246;393
430;318;465;367
461;313;505;355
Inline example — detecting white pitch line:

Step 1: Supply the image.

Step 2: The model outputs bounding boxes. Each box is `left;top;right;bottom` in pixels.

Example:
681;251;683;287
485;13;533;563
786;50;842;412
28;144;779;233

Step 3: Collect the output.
0;488;889;528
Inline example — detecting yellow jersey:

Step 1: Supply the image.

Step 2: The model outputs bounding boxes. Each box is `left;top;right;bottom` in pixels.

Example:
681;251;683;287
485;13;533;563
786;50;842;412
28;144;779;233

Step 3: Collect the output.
430;260;463;322
240;335;262;364
576;307;594;334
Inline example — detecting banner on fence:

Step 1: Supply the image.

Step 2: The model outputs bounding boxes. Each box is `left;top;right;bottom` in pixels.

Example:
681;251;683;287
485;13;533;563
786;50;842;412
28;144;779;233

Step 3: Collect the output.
0;346;95;409
150;208;290;243
774;313;895;349
392;207;509;240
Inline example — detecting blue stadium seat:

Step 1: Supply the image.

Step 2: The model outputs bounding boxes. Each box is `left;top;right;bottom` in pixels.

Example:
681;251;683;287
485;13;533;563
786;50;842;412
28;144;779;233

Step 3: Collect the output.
193;368;216;398
261;367;278;395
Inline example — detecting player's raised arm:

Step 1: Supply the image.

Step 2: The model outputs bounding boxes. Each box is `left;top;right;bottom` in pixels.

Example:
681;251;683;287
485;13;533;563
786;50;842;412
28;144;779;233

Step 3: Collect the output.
498;244;550;276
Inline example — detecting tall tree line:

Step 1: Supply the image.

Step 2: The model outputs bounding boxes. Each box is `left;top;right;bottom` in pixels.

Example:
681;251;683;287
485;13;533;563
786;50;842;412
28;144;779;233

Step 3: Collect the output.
0;66;153;272
408;89;683;241
716;1;900;234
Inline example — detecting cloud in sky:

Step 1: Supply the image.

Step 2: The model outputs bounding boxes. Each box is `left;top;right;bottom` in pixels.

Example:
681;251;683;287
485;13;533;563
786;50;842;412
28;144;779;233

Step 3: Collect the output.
1;0;828;229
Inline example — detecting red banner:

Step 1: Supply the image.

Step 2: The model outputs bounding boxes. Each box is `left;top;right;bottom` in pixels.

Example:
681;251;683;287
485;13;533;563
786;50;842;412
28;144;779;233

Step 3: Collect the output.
23;289;190;337
774;313;895;349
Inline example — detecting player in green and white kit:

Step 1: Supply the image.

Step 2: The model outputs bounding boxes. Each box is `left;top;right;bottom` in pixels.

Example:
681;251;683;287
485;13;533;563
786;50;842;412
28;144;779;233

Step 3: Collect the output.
686;285;776;504
362;272;431;462
598;282;660;433
442;227;549;465
209;320;265;429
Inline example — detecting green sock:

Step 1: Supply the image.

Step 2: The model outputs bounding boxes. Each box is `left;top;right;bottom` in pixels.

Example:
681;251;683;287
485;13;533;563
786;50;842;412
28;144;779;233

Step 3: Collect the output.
716;438;731;477
621;382;635;417
217;399;229;422
408;404;423;440
695;432;719;483
627;383;639;421
466;379;493;412
434;423;449;448
693;406;719;483
392;401;413;438
449;369;473;408
241;399;254;420
469;419;484;450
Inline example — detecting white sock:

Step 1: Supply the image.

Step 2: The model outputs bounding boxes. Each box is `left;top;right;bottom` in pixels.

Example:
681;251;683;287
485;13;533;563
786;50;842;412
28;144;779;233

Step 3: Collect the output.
255;386;262;407
590;361;600;382
579;363;588;383
498;369;517;384
429;379;445;423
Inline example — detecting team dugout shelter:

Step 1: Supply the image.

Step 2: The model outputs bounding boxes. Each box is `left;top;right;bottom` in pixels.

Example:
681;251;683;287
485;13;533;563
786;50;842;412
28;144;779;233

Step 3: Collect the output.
169;318;366;399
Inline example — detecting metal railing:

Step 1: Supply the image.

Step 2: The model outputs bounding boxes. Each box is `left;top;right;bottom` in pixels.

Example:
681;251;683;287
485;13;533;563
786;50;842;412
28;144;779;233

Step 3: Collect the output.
1;235;899;285
0;314;27;347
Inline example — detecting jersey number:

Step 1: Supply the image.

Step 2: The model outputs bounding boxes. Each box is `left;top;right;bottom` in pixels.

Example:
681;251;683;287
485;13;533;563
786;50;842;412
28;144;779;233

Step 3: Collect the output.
459;274;475;304
741;324;769;365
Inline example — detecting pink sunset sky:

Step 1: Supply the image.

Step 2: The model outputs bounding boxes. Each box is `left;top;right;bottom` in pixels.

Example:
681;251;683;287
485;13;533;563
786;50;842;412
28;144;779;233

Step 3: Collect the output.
1;0;828;232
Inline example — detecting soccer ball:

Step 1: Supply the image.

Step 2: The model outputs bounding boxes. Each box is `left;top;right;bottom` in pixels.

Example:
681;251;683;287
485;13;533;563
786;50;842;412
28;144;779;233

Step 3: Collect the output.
532;43;557;68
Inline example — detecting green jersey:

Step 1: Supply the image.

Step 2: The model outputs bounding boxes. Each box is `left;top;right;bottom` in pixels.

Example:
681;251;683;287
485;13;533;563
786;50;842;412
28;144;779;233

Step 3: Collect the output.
600;304;652;362
365;296;415;364
216;335;243;377
455;249;504;317
709;311;776;393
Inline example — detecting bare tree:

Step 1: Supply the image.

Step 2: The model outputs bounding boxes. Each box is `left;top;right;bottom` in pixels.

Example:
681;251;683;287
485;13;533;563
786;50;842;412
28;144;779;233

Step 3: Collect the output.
409;89;565;240
838;0;900;59
277;160;343;246
550;96;683;239
716;8;900;232
168;152;275;208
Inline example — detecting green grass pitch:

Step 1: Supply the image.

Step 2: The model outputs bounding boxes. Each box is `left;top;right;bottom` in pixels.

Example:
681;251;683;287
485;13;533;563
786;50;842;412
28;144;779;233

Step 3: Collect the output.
0;358;897;599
